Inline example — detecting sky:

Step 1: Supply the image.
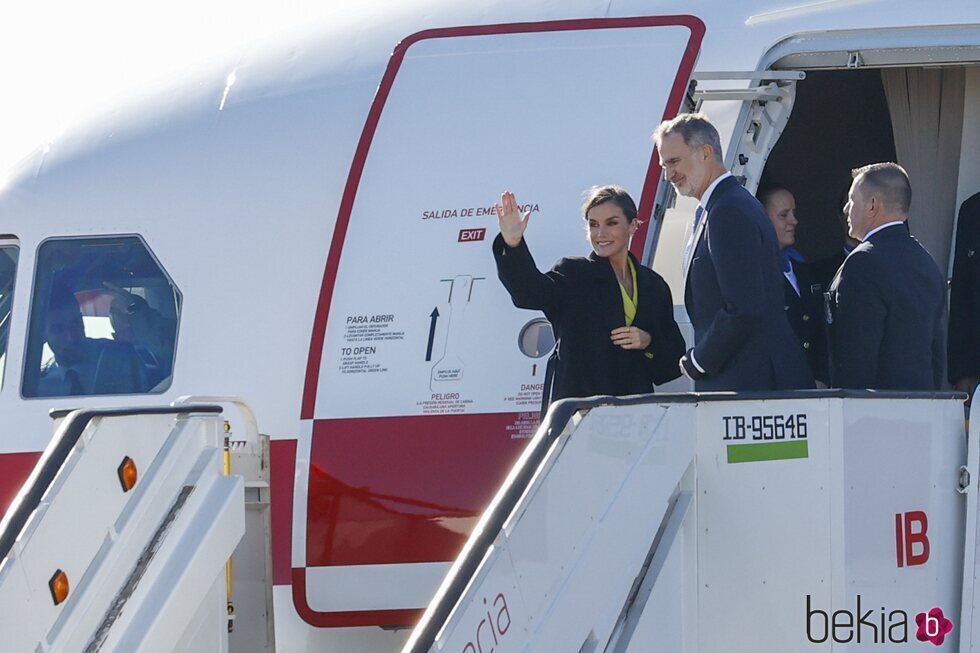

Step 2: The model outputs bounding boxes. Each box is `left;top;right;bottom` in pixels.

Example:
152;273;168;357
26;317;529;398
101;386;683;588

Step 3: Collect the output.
0;2;343;175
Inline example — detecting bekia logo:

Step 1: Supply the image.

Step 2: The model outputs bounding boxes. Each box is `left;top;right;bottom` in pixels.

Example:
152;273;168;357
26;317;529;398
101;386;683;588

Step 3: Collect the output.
806;596;953;646
915;608;953;646
459;592;511;653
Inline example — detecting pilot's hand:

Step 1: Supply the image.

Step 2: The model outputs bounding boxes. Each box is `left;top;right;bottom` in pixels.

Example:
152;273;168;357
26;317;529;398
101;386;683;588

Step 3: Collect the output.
496;191;531;248
103;282;146;313
104;282;150;333
610;326;651;350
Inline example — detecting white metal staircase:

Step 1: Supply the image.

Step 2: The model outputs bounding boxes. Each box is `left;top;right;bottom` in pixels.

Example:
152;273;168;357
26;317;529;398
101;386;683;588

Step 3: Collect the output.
0;405;245;652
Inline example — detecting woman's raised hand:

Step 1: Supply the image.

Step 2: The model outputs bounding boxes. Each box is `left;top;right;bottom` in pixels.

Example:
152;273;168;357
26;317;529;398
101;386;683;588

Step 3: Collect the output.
496;191;531;247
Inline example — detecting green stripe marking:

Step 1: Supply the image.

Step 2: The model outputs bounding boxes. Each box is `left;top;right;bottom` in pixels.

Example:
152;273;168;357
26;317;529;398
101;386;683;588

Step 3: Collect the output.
727;440;808;463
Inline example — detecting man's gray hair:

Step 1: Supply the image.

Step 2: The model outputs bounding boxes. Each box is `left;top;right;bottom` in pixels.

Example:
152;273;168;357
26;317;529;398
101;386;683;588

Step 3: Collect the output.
653;112;724;163
852;162;911;215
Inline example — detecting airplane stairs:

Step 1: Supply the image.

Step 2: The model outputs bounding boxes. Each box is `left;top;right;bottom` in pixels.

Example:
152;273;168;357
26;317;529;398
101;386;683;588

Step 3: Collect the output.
405;390;974;652
0;404;245;652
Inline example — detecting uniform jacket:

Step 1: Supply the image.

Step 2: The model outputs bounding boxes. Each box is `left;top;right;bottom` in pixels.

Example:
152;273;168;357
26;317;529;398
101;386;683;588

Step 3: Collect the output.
826;223;946;390
948;192;980;383
783;254;841;386
493;233;685;410
685;176;813;391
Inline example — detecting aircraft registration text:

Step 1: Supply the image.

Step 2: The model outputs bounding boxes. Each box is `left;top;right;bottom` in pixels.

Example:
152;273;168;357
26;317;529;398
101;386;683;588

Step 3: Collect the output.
722;414;808;441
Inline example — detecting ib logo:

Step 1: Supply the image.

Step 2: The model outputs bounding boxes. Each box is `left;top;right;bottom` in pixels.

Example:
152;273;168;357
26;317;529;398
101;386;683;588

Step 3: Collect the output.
915;608;953;646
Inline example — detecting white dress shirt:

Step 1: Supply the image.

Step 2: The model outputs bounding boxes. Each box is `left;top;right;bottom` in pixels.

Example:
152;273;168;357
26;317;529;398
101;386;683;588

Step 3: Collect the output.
862;220;906;241
683;172;733;377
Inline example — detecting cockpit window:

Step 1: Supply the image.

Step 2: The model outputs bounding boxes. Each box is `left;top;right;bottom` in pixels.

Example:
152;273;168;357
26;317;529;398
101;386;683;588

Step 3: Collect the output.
23;236;181;398
0;245;18;390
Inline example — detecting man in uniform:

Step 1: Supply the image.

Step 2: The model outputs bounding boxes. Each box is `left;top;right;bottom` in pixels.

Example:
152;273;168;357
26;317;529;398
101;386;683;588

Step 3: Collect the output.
826;163;945;390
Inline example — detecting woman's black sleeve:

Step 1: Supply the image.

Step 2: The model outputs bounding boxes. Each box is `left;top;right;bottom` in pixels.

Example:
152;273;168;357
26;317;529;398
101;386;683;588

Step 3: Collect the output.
492;233;566;317
644;275;685;385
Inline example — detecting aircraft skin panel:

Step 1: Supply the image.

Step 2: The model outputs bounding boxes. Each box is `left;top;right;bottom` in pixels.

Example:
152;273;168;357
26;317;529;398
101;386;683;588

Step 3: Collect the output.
290;568;426;629
304;562;452;612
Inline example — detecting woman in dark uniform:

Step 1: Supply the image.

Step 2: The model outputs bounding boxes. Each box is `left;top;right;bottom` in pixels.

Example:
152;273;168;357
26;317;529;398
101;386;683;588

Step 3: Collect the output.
759;186;835;387
493;186;685;412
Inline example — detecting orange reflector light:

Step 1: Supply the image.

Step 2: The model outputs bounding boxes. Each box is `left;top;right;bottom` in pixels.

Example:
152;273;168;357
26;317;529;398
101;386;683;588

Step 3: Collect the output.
49;569;69;605
117;456;138;492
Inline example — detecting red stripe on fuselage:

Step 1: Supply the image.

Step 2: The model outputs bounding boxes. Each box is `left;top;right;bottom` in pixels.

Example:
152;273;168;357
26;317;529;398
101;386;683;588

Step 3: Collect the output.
306;413;527;567
270;439;297;586
0;452;43;517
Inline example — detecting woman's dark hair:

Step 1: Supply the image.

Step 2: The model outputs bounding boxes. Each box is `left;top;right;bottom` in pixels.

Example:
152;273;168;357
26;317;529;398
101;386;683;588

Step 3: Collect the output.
581;185;638;223
756;185;792;210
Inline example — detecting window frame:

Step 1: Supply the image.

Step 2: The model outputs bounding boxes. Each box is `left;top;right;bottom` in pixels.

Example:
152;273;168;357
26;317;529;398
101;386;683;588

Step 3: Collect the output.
0;238;20;393
21;233;182;400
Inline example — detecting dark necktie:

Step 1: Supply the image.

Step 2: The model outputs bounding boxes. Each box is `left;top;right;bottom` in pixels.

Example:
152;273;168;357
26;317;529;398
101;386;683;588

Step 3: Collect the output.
682;206;705;274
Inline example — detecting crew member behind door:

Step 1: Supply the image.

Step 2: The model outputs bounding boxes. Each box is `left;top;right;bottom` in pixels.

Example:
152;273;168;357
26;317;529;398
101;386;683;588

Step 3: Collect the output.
825;163;945;390
947;191;980;403
653;113;812;391
759;186;833;387
493;186;685;412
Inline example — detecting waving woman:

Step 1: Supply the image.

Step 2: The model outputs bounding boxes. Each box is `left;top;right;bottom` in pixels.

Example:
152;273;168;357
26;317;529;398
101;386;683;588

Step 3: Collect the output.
493;186;685;412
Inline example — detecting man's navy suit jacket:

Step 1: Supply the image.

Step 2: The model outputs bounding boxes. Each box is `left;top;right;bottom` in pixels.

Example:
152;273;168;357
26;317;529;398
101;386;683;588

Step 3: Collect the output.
685;175;813;391
827;223;946;390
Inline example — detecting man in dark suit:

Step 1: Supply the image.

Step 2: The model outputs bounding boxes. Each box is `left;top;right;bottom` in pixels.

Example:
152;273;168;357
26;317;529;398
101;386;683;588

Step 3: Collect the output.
826;163;945;390
653;113;812;391
947;192;980;402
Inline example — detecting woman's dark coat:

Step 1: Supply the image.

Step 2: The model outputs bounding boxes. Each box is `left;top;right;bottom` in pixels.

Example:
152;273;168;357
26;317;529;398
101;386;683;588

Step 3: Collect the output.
493;233;685;410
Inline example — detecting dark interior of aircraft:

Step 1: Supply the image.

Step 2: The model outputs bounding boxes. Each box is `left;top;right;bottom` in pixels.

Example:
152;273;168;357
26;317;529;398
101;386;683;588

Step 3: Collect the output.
761;69;897;264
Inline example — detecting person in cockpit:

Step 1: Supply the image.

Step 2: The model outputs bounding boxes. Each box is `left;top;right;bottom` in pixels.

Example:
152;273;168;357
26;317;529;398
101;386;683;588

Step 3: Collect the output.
35;290;148;397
